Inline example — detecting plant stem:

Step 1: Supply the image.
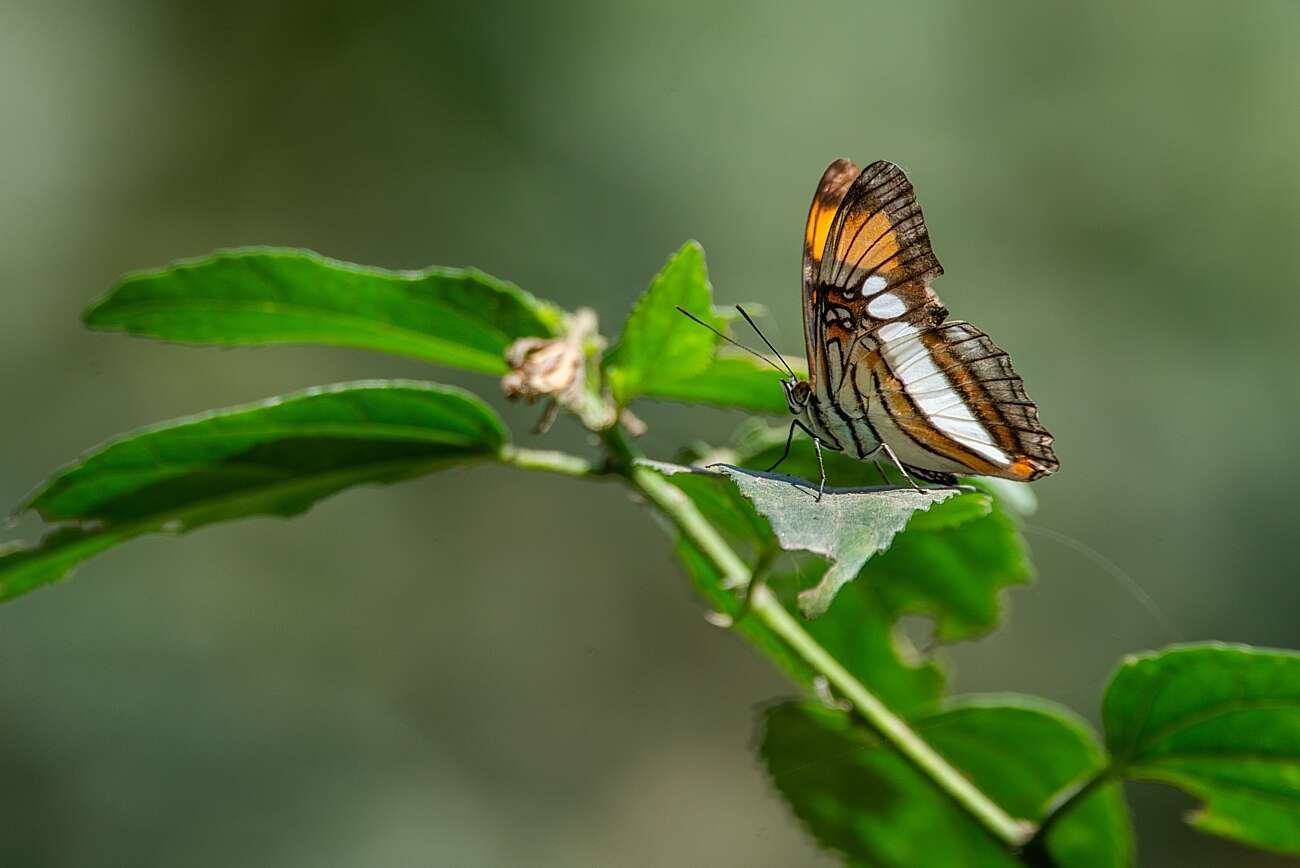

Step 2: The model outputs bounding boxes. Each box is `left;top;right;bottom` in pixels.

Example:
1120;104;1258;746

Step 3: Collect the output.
499;446;601;478
746;584;1031;849
502;426;1100;862
613;431;1032;851
630;462;749;588
1018;766;1115;864
525;424;1046;854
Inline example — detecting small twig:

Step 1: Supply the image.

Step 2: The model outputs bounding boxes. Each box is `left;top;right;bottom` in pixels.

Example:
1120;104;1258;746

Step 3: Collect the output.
1016;766;1116;865
707;538;780;628
499;446;603;478
506;422;1041;857
603;424;1034;852
747;584;1034;850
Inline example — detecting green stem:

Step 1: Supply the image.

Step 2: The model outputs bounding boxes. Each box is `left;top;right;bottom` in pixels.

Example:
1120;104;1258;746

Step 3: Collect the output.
612;430;1031;851
747;584;1031;849
630;462;749;588
519;425;1036;853
499;446;601;478
1018;765;1116;864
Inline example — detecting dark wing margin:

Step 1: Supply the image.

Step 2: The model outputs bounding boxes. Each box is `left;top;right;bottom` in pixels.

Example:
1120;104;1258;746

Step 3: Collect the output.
800;159;1057;482
802;159;860;392
820;160;943;294
813;161;950;377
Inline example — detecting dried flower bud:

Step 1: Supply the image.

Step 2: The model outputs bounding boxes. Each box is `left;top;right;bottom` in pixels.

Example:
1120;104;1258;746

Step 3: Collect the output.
501;338;582;404
500;309;596;405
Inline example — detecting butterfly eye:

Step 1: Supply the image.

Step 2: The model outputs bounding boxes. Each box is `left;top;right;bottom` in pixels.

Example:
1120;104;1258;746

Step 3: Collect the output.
792;381;811;405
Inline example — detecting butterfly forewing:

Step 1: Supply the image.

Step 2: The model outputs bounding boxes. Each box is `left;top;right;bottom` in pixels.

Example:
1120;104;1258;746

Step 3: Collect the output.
801;158;859;396
799;159;1058;482
820;161;942;295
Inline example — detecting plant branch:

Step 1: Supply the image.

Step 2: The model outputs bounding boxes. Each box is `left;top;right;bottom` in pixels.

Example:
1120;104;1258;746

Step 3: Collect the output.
1018;765;1116;865
499;446;602;478
747;584;1032;849
606;424;1033;852
528;424;1041;854
630;460;750;588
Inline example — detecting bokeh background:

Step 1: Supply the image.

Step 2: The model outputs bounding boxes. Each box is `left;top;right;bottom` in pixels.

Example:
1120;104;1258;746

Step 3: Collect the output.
2;2;1297;865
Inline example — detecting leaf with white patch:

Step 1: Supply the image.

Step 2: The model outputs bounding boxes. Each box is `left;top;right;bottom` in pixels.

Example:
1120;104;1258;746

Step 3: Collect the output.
714;465;959;618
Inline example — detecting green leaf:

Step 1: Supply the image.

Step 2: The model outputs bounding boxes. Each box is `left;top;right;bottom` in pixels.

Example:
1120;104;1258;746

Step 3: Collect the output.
798;575;946;718
861;498;1031;642
637;465;806;687
761;698;1132;868
1;381;505;603
641;352;795;414
642;462;771;564
85;248;563;374
727;432;1032;639
769;490;1017;717
714;465;960;618
601;241;805;412
650;462;944;716
673;540;817;687
603;241;722;404
1103;642;1300;855
973;476;1038;519
0;525;147;604
663;425;1034;717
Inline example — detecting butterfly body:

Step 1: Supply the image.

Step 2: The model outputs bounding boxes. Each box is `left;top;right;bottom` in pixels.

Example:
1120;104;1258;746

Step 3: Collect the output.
785;159;1058;487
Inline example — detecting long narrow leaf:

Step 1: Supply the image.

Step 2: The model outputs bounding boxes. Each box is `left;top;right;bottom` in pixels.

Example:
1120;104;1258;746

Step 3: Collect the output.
1;381;506;603
85;248;564;373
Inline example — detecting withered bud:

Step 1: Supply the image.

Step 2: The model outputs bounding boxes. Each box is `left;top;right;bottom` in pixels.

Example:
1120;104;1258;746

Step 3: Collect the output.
501;309;597;406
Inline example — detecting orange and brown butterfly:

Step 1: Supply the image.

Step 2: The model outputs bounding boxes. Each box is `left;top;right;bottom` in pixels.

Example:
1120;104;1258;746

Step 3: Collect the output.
762;158;1057;496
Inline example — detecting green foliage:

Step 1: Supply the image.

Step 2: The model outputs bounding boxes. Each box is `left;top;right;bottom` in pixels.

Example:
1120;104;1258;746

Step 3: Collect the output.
0;525;151;606
653;460;950;717
728;434;1035;639
603;242;722;404
716;464;963;618
1103;643;1300;855
1;382;504;601
863;497;1031;642
648;352;795;414
673;540;819;687
85;248;562;374
6;240;1296;866
602;241;801;413
761;698;1132;868
798;577;947;718
662;431;1032;715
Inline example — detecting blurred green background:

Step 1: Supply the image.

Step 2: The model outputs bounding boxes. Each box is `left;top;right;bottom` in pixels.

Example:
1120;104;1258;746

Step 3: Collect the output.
2;2;1297;865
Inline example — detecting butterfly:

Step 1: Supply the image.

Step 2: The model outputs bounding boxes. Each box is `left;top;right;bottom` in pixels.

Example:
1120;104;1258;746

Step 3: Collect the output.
687;159;1058;499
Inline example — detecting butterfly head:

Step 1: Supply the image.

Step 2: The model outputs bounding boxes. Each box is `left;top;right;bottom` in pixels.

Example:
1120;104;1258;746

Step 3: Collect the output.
781;378;812;415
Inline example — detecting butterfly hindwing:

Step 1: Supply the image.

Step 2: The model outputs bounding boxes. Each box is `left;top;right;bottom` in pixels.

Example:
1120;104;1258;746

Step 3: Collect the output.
864;320;1058;479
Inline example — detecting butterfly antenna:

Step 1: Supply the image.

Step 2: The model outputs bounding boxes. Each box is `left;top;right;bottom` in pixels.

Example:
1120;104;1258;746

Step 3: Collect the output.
673;306;792;377
734;305;796;378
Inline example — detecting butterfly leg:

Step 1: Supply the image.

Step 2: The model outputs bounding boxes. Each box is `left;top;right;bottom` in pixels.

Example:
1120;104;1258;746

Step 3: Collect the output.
765;419;799;474
860;443;899;487
812;435;827;502
879;442;924;492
